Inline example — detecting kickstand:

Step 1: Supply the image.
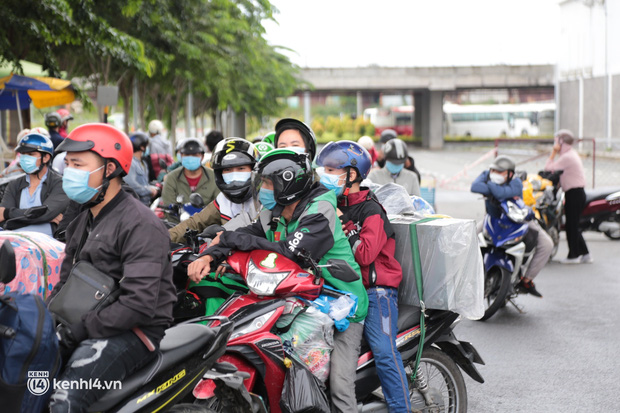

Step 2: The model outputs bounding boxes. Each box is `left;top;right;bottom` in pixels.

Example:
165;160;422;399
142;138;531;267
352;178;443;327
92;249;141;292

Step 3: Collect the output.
508;298;526;314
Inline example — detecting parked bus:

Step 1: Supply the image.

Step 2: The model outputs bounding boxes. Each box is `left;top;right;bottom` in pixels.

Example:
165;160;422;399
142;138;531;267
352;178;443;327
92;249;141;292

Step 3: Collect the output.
363;105;413;136
443;102;556;138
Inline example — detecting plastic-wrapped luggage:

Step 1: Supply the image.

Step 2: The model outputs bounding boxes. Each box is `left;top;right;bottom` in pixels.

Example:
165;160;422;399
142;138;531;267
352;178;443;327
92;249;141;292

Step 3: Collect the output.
0;232;65;299
390;216;484;320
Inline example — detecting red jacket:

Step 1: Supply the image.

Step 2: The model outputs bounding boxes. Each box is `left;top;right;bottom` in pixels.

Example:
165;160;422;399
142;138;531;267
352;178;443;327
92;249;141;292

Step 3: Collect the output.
338;189;402;289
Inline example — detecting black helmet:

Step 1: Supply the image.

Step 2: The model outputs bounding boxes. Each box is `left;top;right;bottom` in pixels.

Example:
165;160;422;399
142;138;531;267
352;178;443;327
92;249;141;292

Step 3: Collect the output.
383;138;408;164
489;155;516;172
177;138;205;155
129;132;149;153
253;149;314;206
274;118;317;161
212;138;259;203
380;129;397;143
45;112;61;129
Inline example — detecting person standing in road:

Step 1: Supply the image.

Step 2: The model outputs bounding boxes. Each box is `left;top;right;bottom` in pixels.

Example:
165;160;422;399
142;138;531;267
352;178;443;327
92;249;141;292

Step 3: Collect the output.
368;138;421;196
545;129;591;264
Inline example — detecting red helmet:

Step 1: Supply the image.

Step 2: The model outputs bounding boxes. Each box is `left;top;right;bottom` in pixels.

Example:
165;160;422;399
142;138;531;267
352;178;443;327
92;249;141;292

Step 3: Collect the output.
57;123;133;175
57;108;73;123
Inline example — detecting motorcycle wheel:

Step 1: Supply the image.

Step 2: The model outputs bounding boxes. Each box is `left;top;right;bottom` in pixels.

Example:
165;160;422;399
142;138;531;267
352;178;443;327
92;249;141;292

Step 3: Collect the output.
167;403;217;413
479;266;510;321
603;213;620;240
407;347;468;413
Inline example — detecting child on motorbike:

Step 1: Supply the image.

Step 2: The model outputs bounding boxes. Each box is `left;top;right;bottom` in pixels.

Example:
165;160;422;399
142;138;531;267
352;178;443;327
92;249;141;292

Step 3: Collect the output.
471;155;553;297
188;141;368;413
317;140;412;412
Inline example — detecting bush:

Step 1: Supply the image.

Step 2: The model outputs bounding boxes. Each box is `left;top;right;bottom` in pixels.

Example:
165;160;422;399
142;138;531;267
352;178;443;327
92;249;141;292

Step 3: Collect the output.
311;118;325;136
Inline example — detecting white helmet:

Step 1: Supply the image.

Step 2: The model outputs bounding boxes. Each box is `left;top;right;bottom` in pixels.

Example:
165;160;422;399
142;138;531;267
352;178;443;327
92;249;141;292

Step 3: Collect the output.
148;119;164;135
358;135;375;151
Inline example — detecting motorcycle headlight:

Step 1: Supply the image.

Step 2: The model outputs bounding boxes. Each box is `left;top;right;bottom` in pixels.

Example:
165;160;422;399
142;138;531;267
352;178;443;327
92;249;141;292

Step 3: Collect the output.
246;259;290;296
507;202;529;223
230;310;277;340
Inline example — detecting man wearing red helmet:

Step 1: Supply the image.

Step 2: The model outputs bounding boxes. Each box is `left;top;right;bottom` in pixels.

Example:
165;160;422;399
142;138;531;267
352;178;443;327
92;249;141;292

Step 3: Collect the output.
47;123;176;412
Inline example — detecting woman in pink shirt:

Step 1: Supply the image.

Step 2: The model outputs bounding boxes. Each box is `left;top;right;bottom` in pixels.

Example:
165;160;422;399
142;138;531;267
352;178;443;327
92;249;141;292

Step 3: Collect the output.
545;129;591;264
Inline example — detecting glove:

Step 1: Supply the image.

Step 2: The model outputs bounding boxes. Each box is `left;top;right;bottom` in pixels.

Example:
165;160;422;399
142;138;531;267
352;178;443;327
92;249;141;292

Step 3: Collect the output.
342;220;360;246
56;322;87;361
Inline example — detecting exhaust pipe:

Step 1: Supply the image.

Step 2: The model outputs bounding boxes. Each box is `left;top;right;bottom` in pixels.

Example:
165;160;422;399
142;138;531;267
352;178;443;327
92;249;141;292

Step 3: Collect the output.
598;221;620;233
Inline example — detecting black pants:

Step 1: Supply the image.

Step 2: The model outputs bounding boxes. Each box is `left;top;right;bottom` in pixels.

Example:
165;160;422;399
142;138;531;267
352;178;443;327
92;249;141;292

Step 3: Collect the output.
564;188;589;258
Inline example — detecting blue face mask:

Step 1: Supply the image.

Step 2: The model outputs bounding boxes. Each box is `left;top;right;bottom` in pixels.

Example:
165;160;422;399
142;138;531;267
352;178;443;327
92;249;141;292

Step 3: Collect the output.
259;188;277;210
182;156;202;171
222;171;251;185
62;166;104;204
287;146;306;155
385;161;404;175
320;173;346;196
19;154;41;174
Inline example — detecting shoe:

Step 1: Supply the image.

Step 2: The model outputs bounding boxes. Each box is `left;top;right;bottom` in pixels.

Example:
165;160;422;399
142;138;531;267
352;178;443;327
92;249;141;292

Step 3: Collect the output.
517;278;543;298
560;256;582;264
581;254;594;264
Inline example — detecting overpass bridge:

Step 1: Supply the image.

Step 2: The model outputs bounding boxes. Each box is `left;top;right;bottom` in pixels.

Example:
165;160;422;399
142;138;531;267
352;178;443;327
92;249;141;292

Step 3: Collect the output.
296;65;555;149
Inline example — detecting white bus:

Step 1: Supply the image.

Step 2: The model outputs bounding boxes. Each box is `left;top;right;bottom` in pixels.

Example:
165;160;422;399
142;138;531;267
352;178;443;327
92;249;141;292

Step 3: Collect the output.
444;102;556;138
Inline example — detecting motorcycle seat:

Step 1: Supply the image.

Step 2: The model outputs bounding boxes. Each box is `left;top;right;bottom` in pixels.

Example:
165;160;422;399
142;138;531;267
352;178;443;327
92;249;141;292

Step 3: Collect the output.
89;323;217;412
397;304;422;332
585;187;620;205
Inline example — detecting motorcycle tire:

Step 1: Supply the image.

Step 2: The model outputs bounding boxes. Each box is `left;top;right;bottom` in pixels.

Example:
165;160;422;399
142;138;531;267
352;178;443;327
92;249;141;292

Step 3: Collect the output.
603;213;620;240
479;266;510;321
408;347;468;413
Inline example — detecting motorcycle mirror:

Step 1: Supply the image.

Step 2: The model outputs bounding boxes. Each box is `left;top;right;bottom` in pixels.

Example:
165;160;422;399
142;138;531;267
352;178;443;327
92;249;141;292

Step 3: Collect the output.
24;205;48;219
324;259;360;283
176;195;185;204
189;193;205;209
0;239;17;285
159;158;168;171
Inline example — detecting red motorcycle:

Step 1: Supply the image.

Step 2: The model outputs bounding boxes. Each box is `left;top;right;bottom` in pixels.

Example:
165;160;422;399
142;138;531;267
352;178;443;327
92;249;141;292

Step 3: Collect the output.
580;188;620;240
192;249;484;413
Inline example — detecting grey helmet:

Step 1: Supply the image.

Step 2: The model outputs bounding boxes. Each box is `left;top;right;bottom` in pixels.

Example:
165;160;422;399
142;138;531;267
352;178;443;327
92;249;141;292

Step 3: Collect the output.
489;155;516;172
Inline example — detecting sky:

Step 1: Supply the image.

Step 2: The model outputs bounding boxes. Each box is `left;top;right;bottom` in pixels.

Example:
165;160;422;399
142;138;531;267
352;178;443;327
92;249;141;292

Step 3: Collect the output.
263;0;562;68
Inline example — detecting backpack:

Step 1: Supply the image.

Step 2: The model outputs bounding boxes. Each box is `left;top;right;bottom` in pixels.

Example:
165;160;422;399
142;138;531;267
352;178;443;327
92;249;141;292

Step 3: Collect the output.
0;292;60;413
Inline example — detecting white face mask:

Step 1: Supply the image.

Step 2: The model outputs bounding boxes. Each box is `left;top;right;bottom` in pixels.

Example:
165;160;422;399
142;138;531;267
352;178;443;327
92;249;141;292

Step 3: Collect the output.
489;172;506;185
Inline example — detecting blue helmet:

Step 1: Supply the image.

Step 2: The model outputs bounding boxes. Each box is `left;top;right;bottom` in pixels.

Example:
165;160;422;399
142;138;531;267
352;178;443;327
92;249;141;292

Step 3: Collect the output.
16;132;54;157
316;140;372;180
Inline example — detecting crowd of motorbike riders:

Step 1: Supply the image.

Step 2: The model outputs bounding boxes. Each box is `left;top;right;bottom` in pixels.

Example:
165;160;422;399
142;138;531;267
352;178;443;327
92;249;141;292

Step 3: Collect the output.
0;108;596;412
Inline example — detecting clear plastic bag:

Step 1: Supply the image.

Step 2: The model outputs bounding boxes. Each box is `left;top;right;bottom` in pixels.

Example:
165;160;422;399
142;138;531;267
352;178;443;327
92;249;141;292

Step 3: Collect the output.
366;182;416;215
277;307;334;382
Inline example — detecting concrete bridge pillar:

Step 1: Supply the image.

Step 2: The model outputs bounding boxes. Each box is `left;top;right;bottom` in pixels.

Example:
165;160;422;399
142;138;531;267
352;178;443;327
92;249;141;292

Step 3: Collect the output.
303;91;311;125
414;90;444;150
356;91;363;118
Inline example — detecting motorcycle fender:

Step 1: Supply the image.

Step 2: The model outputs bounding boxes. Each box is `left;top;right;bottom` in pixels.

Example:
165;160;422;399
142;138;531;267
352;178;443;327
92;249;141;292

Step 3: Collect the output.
193;354;256;399
435;339;485;384
483;250;513;273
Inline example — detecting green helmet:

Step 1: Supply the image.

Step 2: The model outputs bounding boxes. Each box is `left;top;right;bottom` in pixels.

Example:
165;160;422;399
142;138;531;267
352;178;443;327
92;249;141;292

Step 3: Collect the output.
262;131;276;146
254;142;274;160
253;149;314;206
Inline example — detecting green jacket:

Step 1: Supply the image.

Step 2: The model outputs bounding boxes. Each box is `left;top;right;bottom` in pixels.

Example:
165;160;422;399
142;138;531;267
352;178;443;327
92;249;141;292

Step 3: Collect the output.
161;166;219;225
205;183;368;323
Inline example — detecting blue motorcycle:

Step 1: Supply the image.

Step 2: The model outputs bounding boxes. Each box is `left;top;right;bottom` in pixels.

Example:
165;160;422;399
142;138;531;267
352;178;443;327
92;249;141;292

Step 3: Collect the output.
477;198;536;320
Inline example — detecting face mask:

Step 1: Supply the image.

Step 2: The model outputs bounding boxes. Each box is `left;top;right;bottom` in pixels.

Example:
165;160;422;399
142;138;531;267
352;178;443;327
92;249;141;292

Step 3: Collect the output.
320;173;346;196
259;188;277;210
287;147;306;155
62;166;104;204
222;171;251;185
489;172;506;185
182;156;202;171
144;146;150;157
20;154;40;174
385;161;404;175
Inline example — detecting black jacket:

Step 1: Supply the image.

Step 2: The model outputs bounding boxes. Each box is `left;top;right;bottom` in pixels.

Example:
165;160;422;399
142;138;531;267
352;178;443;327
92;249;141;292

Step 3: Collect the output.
48;189;176;344
0;169;69;231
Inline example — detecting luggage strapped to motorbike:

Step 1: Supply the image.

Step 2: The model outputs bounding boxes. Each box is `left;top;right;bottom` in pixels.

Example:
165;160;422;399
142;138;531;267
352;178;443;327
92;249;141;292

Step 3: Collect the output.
409;217;440;380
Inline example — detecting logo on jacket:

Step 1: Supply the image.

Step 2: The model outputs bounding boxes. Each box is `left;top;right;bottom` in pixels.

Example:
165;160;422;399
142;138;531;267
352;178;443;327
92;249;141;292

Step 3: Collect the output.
288;231;304;252
27;371;50;396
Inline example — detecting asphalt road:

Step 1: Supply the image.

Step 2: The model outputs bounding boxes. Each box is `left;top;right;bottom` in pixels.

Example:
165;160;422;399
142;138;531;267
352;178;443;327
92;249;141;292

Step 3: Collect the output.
414;149;620;413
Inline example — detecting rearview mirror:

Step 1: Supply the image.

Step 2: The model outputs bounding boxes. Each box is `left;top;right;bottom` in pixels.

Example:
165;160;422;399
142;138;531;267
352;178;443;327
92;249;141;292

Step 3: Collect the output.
325;259;359;283
159;158;168;171
0;239;16;285
176;195;185;204
189;193;205;209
